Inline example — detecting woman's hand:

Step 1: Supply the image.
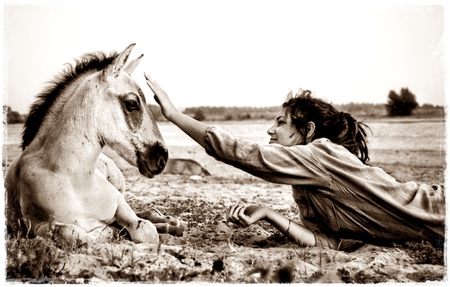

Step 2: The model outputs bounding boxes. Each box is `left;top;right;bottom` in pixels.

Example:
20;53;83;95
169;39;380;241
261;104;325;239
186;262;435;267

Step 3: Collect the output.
144;72;177;120
144;73;209;148
226;204;268;227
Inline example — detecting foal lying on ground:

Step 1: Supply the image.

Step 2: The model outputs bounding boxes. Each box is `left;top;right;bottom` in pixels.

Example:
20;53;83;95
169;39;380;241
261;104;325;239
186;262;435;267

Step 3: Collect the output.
5;43;185;245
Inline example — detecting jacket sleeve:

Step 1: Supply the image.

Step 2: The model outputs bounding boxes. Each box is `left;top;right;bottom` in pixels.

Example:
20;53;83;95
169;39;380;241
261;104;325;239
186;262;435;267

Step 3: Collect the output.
204;126;332;187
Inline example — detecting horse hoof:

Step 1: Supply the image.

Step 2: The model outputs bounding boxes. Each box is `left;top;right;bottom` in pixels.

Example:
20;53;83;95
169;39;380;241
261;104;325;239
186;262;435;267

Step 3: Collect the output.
129;220;159;244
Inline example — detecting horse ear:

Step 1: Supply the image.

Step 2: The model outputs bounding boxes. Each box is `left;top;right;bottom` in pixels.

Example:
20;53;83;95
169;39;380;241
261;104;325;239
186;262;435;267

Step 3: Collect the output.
123;54;144;75
103;43;136;78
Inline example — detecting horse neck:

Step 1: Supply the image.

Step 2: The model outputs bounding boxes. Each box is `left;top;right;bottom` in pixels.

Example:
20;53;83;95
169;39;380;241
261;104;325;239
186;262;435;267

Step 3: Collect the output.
29;75;103;176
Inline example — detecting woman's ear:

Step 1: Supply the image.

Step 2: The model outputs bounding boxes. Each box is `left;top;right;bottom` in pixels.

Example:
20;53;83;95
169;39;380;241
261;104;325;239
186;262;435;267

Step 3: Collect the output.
306;121;316;141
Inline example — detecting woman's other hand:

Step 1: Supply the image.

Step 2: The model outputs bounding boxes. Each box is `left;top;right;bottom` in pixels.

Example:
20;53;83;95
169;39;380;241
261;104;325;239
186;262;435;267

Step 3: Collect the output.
144;72;177;120
226;204;268;227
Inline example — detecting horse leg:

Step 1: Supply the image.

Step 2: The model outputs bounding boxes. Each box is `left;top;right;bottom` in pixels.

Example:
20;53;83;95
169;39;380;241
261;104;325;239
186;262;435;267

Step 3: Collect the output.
96;153;126;193
115;198;159;244
136;209;187;237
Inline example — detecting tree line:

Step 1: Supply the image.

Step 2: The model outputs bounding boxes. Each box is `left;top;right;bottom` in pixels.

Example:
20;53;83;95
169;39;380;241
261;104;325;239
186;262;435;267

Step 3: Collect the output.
180;88;443;121
3;88;444;124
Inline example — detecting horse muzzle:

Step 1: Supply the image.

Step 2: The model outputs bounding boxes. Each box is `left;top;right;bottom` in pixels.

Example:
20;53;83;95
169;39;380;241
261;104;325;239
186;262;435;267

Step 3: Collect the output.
136;141;168;178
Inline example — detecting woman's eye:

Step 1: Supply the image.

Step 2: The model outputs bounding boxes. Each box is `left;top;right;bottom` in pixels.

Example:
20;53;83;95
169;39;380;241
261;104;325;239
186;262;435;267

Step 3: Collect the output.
124;100;139;111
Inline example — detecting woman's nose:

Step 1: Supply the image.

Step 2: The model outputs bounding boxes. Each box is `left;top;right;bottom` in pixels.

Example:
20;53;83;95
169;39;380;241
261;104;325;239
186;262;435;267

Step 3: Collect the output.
267;124;276;135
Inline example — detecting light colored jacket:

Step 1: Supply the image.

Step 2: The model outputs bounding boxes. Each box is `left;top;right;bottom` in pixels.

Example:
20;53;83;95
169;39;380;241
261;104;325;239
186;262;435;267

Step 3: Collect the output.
204;126;445;243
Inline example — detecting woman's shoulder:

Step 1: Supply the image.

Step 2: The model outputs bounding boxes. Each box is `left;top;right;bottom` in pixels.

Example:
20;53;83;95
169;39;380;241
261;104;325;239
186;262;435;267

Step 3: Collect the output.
308;138;362;163
311;138;331;144
310;138;340;149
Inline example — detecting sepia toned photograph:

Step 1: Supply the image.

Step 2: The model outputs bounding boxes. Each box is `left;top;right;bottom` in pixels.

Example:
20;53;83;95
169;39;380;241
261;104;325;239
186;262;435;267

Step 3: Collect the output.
1;0;447;284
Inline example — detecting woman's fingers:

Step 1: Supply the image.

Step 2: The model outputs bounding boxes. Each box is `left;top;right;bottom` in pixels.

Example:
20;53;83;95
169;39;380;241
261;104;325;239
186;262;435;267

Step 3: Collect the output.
237;205;247;220
227;205;240;222
237;206;252;226
144;73;165;95
226;204;249;227
226;205;236;223
144;72;156;86
232;205;242;219
144;73;155;90
143;73;177;119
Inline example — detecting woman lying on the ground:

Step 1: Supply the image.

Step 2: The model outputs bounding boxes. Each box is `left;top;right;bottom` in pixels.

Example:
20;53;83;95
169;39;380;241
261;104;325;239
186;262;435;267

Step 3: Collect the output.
144;73;445;250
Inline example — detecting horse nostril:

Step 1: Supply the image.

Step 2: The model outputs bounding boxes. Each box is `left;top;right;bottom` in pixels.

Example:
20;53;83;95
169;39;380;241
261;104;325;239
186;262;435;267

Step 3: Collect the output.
157;156;166;170
139;141;168;176
156;142;168;170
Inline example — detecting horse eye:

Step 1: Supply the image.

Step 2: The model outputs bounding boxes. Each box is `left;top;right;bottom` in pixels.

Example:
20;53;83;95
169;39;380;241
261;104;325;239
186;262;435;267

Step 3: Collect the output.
124;100;139;111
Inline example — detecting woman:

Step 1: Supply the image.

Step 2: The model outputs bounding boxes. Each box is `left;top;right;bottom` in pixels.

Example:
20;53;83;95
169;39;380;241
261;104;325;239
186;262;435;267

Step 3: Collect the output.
145;73;445;249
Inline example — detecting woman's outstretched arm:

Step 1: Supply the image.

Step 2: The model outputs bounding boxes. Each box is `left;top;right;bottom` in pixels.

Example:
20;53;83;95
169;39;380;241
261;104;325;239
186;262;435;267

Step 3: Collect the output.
227;205;316;247
145;73;209;148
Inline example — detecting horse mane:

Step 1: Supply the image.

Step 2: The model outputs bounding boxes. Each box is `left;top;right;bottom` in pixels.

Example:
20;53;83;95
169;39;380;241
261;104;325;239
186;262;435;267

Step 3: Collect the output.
21;51;119;150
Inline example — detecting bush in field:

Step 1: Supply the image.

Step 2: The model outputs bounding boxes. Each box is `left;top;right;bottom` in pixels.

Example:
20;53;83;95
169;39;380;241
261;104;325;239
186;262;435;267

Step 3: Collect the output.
3;106;25;124
225;113;234;120
193;109;206;121
239;113;252;120
385;88;418;116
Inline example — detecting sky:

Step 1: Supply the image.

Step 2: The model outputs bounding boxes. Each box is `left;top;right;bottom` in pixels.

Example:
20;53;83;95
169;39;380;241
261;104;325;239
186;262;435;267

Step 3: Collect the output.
1;0;447;114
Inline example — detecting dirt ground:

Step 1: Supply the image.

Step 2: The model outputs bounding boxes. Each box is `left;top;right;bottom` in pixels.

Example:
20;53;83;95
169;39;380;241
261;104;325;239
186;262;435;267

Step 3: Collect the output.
4;142;447;283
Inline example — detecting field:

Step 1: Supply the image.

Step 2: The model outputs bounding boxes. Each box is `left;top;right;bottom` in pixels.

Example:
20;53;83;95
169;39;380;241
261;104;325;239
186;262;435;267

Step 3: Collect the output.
2;119;447;283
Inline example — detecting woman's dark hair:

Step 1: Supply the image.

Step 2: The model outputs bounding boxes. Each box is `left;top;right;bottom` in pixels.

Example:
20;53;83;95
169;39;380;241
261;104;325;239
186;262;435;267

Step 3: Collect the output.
282;89;370;164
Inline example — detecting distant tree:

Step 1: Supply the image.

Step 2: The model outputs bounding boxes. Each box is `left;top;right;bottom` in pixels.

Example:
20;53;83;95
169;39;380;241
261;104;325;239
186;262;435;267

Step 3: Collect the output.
224;113;234;121
194;109;206;121
3;105;25;124
385;88;418;116
238;113;252;120
421;103;435;109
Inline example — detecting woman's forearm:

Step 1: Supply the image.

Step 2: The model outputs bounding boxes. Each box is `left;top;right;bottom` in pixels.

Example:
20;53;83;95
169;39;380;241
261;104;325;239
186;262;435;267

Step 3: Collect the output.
264;208;316;247
168;110;209;148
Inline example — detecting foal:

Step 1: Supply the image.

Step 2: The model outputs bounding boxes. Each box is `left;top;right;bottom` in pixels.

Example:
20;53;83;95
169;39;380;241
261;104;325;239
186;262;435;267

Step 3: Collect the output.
5;44;184;245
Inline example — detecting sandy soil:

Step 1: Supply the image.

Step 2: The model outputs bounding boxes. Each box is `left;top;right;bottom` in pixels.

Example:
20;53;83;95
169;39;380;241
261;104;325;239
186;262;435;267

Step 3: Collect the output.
4;142;447;283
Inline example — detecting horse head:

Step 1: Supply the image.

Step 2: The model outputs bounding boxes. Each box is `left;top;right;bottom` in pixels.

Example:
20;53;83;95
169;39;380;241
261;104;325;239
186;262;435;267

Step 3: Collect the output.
96;43;168;178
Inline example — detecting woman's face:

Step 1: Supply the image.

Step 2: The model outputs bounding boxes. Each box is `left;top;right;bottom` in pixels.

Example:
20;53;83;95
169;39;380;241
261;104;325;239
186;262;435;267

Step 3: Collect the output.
267;108;302;146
